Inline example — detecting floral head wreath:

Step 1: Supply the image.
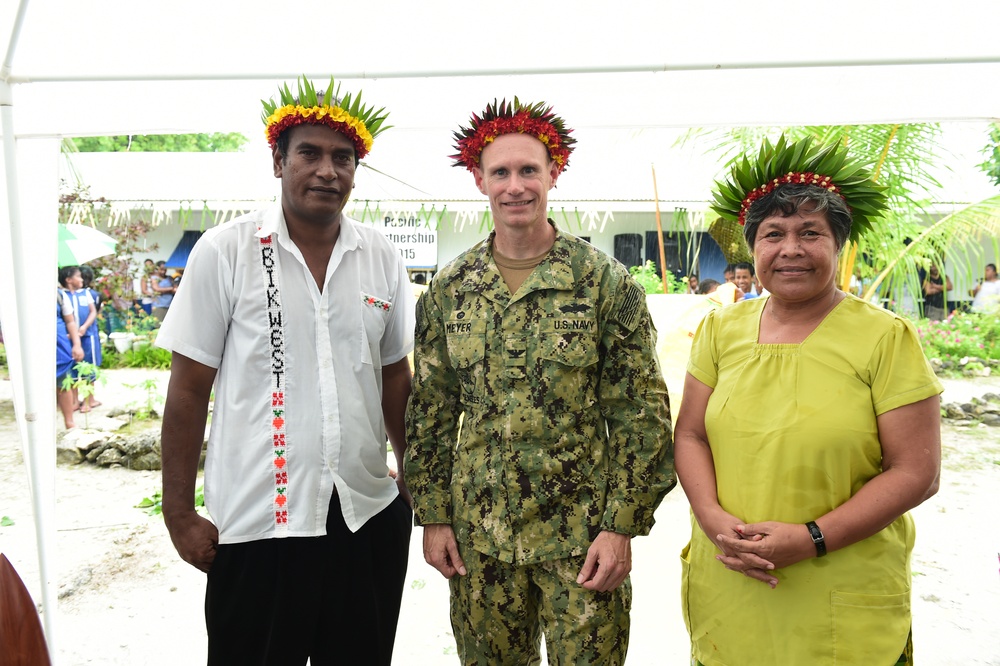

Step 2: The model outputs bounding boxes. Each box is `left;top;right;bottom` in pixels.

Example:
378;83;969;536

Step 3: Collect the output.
261;76;390;160
710;135;889;243
451;98;576;173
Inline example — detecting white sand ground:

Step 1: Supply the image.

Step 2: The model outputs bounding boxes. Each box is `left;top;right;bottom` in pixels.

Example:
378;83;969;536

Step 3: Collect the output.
0;369;998;665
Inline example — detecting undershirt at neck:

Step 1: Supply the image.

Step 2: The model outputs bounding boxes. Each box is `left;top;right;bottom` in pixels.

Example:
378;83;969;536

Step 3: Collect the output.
492;244;550;294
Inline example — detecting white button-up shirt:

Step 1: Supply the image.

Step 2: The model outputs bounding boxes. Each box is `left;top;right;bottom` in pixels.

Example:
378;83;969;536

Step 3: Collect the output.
156;205;414;543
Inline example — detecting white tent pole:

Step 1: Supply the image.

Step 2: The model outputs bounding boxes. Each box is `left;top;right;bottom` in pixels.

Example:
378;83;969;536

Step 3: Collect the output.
0;0;30;78
8;54;1000;84
0;80;60;660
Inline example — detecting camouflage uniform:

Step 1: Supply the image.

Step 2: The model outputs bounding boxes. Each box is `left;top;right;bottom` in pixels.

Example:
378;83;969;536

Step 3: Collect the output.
405;224;675;662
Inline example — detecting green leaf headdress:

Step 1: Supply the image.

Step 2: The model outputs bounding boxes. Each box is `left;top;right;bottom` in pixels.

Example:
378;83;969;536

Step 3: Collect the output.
261;76;391;160
710;135;889;243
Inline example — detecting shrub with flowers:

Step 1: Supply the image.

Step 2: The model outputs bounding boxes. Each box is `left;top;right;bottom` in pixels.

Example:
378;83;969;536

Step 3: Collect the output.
916;310;1000;372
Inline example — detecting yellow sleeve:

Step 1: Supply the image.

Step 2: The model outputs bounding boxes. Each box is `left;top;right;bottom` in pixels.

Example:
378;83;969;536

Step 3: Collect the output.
869;316;943;415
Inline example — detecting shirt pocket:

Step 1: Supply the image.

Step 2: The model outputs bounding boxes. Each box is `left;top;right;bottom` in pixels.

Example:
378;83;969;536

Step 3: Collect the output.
831;589;910;665
445;317;487;406
360;292;392;366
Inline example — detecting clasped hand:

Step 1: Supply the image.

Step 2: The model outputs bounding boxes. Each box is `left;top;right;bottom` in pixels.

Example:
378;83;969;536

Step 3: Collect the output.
712;519;816;588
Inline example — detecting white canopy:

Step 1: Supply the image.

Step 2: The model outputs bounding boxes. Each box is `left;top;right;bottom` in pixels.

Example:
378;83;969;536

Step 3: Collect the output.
2;0;999;659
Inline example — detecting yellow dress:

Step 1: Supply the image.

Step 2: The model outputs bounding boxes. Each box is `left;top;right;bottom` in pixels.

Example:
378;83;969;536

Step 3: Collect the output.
681;294;942;665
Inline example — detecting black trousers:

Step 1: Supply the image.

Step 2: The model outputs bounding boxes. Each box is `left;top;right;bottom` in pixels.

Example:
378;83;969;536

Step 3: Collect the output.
205;494;412;666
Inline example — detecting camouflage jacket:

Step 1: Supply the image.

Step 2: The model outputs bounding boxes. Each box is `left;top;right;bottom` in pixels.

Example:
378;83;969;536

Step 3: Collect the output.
404;227;675;564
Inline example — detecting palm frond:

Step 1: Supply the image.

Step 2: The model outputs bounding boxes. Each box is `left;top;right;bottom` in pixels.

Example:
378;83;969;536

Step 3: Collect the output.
862;194;1000;302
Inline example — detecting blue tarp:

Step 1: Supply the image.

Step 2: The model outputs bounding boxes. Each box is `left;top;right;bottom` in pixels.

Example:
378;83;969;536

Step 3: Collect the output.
165;230;203;268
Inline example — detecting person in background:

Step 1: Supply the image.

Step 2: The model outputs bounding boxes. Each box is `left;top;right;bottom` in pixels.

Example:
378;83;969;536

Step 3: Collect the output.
138;258;156;315
687;273;700;294
150;260;175;322
56;267;85;429
156;76;414;665
922;263;952;321
970;262;1000;312
733;262;758;299
697;278;720;295
405;98;675;664
722;264;735;284
677;135;940;665
75;265;103;410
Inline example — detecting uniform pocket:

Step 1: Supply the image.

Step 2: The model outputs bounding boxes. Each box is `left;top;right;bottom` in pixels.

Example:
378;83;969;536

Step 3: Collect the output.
831;589;910;665
445;318;487;405
538;317;599;367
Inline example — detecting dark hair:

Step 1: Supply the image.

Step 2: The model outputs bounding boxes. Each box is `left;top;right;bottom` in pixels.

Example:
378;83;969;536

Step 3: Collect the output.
697;278;720;294
987;263;997;272
79;265;95;287
156;260;167;268
58;266;79;288
734;261;755;277
743;183;852;250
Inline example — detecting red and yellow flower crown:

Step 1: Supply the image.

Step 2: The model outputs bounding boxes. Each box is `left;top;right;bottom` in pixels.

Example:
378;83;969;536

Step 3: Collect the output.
451;98;576;173
261;76;390;160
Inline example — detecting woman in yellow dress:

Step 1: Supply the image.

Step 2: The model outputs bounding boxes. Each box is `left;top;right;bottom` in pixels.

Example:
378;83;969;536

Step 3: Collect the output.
675;137;942;665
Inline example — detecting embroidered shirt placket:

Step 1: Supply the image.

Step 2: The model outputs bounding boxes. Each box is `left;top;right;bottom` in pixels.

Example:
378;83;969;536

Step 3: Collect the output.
259;233;290;534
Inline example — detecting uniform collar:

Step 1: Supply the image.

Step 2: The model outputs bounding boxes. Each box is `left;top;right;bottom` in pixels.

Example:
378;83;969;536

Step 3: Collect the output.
460;220;577;302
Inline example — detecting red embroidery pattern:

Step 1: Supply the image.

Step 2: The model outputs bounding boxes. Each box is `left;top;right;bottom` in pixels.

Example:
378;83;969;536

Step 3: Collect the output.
260;229;289;534
362;292;392;312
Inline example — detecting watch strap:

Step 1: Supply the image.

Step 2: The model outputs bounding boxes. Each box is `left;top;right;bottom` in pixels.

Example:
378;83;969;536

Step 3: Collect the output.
805;520;827;557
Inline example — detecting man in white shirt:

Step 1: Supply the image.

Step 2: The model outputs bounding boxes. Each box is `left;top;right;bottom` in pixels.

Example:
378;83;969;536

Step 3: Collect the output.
971;262;1000;312
157;76;415;665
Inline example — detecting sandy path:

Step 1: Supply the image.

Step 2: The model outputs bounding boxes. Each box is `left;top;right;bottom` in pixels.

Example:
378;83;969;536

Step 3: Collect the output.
0;370;998;665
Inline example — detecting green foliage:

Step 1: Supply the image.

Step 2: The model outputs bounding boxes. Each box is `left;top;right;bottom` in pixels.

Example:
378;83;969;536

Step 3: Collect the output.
979;123;1000;189
136;486;205;516
101;306;160;336
630;260;684;294
916;311;1000;365
124;377;164;420
70;133;249;153
61;361;105;428
1;516;14;527
0;342;7;379
102;343;172;370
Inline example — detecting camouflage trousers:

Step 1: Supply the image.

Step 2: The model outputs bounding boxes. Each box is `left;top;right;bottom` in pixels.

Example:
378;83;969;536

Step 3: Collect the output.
449;549;631;665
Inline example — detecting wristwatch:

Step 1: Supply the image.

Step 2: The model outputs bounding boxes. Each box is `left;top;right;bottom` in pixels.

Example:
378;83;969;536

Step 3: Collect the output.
805;521;827;557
